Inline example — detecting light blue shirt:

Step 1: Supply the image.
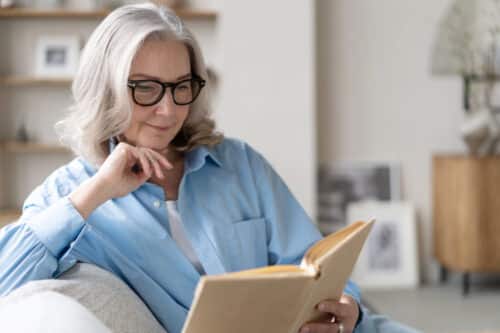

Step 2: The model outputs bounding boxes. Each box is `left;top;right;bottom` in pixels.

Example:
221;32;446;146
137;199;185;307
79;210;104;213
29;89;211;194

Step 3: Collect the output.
0;138;361;333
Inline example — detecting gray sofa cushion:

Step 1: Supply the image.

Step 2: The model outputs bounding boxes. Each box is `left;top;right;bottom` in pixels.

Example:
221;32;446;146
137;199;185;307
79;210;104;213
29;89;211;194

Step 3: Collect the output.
0;263;167;333
0;291;112;333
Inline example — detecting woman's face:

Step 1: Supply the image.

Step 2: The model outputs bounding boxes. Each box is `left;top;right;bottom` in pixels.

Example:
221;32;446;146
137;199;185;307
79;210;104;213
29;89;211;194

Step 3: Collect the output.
123;39;191;153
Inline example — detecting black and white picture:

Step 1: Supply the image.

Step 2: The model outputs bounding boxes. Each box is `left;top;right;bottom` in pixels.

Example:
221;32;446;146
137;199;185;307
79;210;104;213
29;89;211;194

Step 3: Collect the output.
45;47;67;66
368;221;400;271
347;201;419;290
317;162;401;234
35;36;80;78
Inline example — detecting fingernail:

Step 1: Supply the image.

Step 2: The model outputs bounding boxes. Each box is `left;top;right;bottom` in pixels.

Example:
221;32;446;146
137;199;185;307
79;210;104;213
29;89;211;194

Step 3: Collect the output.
318;303;326;311
300;327;310;333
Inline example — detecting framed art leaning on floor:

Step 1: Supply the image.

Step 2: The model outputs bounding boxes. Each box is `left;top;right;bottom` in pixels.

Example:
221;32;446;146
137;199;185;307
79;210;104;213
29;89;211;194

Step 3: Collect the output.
347;200;419;290
317;162;401;234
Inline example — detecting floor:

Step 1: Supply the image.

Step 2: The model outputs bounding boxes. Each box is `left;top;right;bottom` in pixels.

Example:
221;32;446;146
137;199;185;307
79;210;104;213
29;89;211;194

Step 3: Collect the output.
363;284;500;333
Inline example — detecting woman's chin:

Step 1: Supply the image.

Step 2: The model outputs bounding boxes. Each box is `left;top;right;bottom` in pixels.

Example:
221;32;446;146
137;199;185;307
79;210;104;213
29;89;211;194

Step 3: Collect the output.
137;139;171;151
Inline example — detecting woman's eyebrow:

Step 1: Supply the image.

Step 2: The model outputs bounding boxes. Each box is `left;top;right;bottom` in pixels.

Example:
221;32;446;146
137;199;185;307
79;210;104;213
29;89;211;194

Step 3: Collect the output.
129;73;192;81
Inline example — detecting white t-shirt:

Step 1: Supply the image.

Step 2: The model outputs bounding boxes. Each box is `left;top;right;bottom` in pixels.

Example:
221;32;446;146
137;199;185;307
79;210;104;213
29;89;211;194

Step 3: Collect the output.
165;201;205;275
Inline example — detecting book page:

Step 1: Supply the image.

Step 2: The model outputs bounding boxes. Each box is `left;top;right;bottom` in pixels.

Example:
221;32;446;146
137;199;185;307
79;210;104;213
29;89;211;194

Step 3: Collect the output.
301;221;372;269
220;265;303;278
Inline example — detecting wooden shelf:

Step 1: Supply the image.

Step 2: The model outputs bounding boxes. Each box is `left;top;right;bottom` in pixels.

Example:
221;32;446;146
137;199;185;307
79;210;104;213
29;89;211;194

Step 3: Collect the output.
1;141;71;153
0;76;71;86
0;7;217;20
0;209;21;228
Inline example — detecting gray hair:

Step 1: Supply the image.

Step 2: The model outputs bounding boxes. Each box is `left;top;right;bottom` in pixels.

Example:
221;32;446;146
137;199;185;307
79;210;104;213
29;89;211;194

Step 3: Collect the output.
55;2;223;167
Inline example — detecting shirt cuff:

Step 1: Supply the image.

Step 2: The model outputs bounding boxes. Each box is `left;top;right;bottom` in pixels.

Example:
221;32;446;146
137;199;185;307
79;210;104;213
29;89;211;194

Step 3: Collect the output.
27;197;86;258
343;279;361;304
355;303;364;328
343;279;363;328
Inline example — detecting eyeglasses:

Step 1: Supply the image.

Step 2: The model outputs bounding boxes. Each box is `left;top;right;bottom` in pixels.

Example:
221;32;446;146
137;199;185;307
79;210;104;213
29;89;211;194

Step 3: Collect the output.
127;75;206;107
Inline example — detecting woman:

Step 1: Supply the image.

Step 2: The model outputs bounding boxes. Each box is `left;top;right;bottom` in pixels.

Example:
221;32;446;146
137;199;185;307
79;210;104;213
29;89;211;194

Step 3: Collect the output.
0;3;417;333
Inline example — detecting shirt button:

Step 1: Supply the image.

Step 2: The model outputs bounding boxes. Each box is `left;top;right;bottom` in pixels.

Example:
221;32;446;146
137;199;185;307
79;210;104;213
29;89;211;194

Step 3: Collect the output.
57;183;70;196
153;200;161;208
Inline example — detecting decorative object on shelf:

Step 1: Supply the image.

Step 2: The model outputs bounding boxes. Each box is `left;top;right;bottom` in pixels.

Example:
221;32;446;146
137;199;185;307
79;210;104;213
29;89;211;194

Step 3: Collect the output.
460;105;500;155
34;0;63;9
15;119;29;142
35;35;80;79
431;0;500;155
347;201;419;290
0;0;15;8
317;162;401;235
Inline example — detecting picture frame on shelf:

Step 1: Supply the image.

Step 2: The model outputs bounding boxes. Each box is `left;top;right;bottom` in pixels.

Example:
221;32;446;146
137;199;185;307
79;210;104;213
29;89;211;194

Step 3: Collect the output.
64;0;101;11
0;0;14;8
347;200;419;290
35;35;80;79
317;162;401;234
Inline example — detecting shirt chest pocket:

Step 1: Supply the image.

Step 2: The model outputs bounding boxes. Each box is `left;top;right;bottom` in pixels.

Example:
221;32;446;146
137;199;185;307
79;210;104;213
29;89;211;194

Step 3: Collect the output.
222;217;268;272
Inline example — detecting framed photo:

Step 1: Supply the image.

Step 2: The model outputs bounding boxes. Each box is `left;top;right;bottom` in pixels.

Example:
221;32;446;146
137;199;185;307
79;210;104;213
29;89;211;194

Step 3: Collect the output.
35;35;80;78
347;200;419;289
317;162;401;234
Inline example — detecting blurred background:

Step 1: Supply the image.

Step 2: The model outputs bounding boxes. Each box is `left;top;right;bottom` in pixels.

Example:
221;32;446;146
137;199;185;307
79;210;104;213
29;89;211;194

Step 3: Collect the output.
1;1;500;332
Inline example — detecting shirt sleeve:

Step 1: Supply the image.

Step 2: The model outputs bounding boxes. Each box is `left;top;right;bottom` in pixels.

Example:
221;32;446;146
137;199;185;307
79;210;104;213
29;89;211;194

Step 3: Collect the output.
244;143;362;306
0;184;85;297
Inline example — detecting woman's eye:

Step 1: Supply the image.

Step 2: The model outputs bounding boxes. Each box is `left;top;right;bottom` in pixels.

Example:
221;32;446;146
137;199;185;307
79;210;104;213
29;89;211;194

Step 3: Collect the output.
136;85;156;92
177;83;191;91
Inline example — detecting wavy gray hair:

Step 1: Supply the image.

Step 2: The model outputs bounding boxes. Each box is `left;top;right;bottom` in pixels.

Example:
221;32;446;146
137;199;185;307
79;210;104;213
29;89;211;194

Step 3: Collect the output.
55;2;223;167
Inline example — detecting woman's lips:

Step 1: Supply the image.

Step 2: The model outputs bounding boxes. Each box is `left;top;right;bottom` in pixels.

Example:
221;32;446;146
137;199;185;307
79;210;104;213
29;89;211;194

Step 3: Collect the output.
147;123;172;131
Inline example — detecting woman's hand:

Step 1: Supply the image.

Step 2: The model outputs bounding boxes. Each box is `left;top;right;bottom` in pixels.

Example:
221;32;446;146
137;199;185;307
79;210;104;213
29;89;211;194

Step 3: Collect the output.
69;142;172;219
95;142;173;199
299;294;359;333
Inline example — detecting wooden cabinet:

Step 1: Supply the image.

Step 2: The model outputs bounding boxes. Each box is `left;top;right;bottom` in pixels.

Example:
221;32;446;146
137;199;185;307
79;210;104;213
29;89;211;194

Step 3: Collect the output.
433;154;500;294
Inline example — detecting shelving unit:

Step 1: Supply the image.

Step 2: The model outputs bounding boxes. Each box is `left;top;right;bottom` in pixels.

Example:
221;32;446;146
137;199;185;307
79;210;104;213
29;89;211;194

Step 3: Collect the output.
0;209;21;228
0;76;71;86
0;5;218;228
0;7;217;20
1;140;71;153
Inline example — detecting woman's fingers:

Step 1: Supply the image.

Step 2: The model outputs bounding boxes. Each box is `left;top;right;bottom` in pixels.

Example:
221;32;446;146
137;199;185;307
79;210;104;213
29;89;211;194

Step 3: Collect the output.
147;149;174;170
129;148;152;177
317;300;348;318
117;143;174;181
143;149;164;179
300;322;342;333
303;296;358;333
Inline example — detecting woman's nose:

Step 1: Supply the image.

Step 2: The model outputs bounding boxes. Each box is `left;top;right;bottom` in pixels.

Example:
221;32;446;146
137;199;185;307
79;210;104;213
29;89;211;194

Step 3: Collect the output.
155;89;176;115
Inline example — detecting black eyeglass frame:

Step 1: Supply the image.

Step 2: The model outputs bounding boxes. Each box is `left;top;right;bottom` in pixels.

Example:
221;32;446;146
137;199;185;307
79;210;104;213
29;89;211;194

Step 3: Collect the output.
127;74;206;107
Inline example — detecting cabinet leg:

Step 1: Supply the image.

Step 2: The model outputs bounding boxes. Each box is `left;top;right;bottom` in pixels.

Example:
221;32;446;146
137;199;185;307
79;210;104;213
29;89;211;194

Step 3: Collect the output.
462;272;470;296
439;265;448;283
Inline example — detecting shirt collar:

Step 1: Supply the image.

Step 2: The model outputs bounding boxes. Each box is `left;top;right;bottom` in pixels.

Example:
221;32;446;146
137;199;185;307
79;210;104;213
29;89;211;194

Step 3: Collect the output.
184;144;222;173
109;137;222;173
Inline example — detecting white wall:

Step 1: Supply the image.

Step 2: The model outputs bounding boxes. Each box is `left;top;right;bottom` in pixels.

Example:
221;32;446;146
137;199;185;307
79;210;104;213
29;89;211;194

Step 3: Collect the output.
217;0;317;216
317;0;464;283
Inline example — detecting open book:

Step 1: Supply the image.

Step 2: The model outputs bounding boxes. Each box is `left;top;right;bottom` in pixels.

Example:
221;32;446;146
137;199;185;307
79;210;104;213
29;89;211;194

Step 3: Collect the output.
182;220;374;333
